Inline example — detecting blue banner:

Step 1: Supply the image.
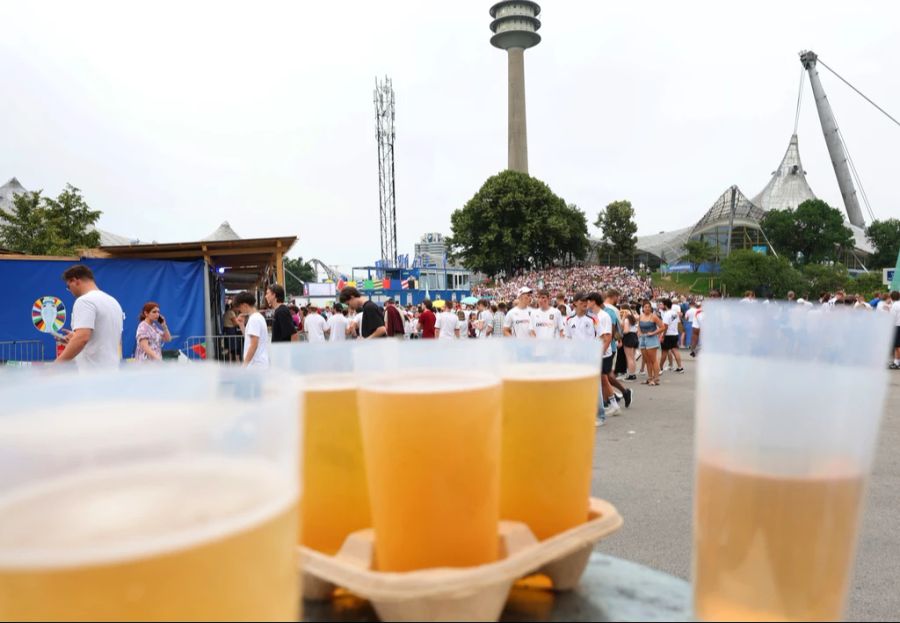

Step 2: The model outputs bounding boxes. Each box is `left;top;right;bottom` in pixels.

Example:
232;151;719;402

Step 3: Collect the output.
0;257;206;361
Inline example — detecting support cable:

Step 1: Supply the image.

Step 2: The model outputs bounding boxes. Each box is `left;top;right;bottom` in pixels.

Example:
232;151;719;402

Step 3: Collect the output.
818;58;900;129
793;66;805;135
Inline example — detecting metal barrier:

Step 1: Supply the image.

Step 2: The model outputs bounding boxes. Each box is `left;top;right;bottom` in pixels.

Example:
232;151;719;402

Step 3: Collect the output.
182;332;307;362
0;340;45;364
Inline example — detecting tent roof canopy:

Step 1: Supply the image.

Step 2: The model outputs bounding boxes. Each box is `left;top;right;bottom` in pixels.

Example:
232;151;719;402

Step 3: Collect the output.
93;235;297;290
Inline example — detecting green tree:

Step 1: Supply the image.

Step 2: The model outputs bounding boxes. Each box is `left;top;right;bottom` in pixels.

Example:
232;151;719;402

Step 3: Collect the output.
447;170;589;275
283;256;317;295
801;263;849;296
594;200;637;265
865;218;900;269
682;239;717;273
850;272;886;300
719;249;805;298
0;185;101;255
759;199;853;265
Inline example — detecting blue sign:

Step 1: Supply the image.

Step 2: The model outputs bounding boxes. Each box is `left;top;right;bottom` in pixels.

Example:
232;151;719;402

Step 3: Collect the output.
752;245;767;255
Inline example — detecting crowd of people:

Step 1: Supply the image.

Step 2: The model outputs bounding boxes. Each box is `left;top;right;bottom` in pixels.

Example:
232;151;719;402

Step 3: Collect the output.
53;263;900;387
472;266;666;304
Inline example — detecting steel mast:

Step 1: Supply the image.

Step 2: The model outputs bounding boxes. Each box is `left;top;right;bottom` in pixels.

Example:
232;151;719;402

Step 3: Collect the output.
800;50;865;228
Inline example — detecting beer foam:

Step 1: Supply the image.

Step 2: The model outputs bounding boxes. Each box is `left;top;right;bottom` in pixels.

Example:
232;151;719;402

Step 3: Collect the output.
301;372;358;392
359;372;500;394
502;363;598;382
0;457;297;569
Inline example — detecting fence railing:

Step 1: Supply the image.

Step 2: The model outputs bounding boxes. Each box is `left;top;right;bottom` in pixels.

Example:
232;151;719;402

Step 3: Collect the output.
0;340;45;364
182;332;307;362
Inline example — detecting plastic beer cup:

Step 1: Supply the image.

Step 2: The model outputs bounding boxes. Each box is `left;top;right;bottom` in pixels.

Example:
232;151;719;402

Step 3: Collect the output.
0;366;301;622
693;301;893;621
500;339;602;539
271;342;371;555
353;339;503;572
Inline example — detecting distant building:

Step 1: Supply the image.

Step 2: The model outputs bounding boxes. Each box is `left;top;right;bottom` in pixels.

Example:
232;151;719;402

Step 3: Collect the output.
633;135;873;271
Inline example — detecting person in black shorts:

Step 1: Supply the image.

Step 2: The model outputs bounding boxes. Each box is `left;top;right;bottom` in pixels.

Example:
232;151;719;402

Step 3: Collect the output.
660;299;684;373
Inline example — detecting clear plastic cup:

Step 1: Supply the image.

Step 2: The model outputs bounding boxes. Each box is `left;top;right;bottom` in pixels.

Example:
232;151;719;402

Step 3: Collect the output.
693;301;894;621
499;340;602;539
352;339;503;571
270;342;371;555
0;365;300;621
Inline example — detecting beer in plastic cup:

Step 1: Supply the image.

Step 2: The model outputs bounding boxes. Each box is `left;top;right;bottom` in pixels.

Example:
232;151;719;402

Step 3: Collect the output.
500;340;601;539
271;342;371;554
692;301;893;621
0;366;300;622
354;339;503;571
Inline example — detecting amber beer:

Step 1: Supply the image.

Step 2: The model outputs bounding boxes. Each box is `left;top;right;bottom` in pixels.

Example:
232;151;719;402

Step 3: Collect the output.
300;374;371;554
0;458;299;622
501;363;599;539
694;459;865;621
358;374;502;572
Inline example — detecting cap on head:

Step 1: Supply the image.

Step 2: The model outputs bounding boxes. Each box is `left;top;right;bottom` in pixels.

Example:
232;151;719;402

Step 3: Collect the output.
517;286;533;296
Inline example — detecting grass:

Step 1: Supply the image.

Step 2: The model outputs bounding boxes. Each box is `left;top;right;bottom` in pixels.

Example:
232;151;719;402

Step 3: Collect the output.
651;271;719;296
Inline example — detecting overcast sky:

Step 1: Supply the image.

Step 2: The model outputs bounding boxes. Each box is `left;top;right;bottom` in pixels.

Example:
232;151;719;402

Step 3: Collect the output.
2;1;898;273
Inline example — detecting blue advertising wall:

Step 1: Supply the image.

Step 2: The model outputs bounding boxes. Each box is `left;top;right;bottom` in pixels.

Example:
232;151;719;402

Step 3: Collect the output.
0;257;206;361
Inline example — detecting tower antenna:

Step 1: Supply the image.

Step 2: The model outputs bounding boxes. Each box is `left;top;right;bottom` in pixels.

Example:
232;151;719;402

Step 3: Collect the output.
374;76;398;266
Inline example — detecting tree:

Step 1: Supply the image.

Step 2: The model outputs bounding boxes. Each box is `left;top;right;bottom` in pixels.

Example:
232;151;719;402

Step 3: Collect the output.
719;249;805;298
801;263;849;296
283;256;317;295
682;239;716;273
0;184;101;255
850;272;885;300
447;170;589;275
759;199;853;265
594;200;637;265
865;218;900;269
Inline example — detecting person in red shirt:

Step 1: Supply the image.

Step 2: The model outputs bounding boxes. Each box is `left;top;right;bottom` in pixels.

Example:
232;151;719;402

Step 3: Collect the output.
419;298;437;339
384;299;405;338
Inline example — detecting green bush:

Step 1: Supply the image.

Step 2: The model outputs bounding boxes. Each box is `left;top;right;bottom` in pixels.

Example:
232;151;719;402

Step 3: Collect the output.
720;250;805;298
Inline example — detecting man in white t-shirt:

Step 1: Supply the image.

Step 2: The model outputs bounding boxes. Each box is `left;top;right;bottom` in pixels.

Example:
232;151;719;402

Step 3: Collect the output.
586;292;615;420
56;264;124;369
435;303;460;339
531;289;565;339
304;306;328;342
683;302;697;350
565;292;597;340
475;299;494;339
326;304;350;342
233;291;270;369
660;299;684;373
503;287;534;338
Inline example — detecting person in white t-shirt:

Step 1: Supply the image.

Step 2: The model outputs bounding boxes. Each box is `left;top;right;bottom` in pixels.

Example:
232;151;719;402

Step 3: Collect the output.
435;304;460;339
475;299;494;339
586;292;615;416
56;264;124;369
233;290;270;369
565;293;597;340
531;289;565;339
660;299;684;373
326;304;350;342
503;287;534;338
304;306;328;342
683;302;697;350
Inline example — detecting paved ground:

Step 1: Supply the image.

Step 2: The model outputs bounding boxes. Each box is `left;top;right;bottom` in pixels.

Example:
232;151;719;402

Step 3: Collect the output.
590;355;900;622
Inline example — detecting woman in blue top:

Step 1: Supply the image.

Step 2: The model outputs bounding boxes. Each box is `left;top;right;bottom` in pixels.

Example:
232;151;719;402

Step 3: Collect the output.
638;300;665;386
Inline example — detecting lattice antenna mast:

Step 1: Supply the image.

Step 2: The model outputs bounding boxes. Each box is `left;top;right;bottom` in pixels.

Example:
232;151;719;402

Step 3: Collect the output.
374;76;398;266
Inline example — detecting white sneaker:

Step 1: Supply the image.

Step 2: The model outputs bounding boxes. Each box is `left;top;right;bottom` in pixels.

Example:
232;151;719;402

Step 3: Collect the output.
608;400;621;416
613;390;623;400
595;418;605;427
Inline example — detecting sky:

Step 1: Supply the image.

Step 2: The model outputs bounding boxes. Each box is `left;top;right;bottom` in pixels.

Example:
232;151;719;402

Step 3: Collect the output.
2;0;898;274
